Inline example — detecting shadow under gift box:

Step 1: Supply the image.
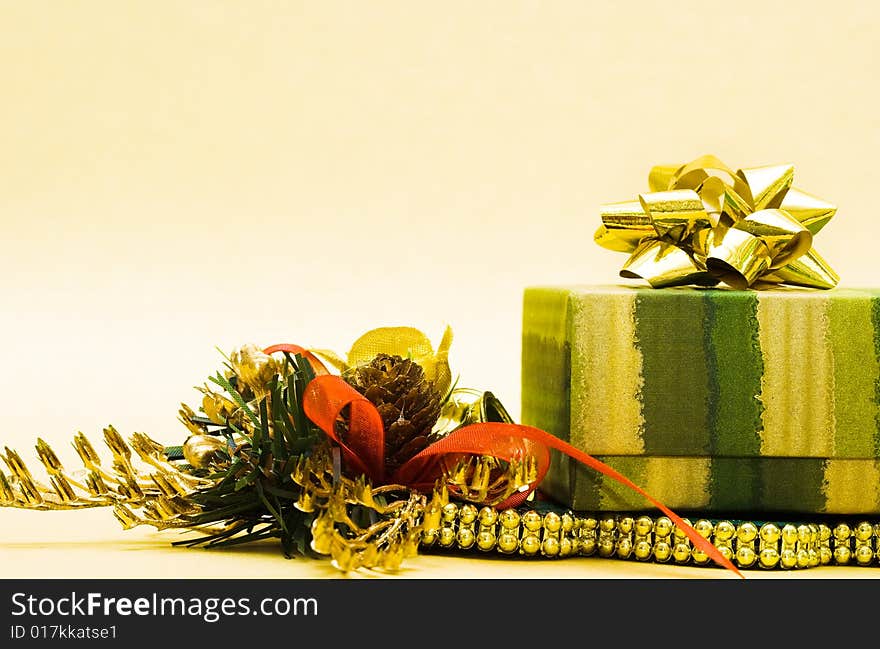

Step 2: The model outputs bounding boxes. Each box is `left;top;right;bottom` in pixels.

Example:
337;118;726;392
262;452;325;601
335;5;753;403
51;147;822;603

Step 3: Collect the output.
521;285;880;515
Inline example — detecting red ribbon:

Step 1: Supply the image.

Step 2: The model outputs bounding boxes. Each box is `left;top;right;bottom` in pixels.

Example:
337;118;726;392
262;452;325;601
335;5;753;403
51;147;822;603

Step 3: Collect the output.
266;348;743;577
262;344;331;377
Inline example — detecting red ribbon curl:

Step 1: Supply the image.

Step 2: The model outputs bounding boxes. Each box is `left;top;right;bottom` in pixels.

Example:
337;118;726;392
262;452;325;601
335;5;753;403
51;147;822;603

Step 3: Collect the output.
266;348;743;578
262;344;331;376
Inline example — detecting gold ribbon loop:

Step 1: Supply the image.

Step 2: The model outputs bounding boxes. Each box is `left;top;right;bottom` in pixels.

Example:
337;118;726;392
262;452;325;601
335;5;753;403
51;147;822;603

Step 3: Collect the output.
621;239;718;289
766;248;840;290
596;155;839;290
638;190;711;244
733;208;812;270
595;201;654;253
706;228;772;290
780;188;836;234
736;164;794;210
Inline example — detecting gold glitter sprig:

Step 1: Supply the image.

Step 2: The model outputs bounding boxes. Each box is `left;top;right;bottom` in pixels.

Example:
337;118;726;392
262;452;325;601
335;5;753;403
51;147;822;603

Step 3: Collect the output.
1;427;208;524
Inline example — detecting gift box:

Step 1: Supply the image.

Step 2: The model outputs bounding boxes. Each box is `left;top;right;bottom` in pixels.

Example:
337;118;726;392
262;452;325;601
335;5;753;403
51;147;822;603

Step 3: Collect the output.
521;285;880;514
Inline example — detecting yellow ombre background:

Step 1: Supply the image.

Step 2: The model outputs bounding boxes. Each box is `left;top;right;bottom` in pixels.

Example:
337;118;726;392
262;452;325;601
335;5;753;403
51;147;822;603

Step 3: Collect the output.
1;1;878;578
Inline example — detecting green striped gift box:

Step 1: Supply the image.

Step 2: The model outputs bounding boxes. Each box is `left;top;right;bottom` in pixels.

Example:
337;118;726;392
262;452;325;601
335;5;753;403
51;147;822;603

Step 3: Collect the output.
521;285;880;514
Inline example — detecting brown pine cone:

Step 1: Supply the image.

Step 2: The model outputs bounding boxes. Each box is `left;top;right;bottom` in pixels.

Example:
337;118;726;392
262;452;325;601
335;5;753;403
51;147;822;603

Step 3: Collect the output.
344;353;443;472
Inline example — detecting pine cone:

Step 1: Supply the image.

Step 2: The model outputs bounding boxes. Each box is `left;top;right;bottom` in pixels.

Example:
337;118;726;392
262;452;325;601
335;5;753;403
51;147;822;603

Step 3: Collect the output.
344;353;443;473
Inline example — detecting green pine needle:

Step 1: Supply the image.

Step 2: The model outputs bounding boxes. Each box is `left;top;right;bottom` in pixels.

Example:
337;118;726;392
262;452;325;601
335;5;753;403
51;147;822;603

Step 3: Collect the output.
177;353;325;556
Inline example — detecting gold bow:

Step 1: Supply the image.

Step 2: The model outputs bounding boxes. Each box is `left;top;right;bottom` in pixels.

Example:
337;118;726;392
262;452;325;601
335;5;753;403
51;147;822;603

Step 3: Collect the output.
595;155;839;289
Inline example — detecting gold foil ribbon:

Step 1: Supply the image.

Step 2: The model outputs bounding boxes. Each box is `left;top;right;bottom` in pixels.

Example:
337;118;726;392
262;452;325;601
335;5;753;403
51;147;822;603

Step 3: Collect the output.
596;155;839;289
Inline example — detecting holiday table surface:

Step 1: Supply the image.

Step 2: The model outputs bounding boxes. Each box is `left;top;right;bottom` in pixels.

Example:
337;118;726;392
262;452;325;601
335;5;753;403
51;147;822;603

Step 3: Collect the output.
1;508;877;580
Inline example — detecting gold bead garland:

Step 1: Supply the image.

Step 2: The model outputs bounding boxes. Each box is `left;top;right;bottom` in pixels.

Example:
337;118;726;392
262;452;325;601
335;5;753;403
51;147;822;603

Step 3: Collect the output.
420;503;880;570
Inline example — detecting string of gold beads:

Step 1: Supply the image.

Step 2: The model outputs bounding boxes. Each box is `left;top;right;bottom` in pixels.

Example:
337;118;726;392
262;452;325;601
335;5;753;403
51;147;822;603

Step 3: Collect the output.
419;504;880;570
